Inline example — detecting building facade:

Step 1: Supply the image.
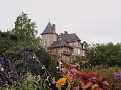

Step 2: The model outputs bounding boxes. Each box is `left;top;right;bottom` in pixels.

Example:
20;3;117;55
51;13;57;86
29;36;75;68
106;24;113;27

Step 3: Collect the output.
41;22;87;63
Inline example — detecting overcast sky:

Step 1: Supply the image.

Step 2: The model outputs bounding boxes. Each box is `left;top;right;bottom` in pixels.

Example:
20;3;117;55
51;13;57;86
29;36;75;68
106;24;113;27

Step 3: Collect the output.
0;0;121;44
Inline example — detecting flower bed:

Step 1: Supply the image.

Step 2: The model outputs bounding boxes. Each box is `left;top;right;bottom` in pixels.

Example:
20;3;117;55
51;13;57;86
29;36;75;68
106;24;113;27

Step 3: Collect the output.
53;65;121;90
1;57;121;90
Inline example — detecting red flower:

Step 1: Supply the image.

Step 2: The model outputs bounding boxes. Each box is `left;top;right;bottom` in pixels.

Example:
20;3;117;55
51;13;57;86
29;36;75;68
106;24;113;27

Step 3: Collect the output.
101;78;110;82
61;64;67;68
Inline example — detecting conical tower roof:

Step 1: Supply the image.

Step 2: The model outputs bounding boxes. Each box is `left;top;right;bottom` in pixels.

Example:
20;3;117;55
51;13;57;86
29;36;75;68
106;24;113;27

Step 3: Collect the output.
41;22;57;35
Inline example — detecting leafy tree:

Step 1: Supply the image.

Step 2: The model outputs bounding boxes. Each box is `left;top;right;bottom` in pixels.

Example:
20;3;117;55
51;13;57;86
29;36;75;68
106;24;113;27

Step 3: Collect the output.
12;12;41;46
0;31;17;54
86;43;121;66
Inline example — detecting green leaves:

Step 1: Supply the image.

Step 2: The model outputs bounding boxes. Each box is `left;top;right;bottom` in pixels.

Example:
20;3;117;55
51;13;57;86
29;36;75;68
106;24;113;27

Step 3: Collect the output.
12;12;40;46
0;31;17;54
86;43;121;66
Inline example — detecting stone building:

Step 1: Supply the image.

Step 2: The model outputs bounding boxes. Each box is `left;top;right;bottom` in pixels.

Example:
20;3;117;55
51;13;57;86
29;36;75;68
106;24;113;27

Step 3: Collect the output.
41;22;87;63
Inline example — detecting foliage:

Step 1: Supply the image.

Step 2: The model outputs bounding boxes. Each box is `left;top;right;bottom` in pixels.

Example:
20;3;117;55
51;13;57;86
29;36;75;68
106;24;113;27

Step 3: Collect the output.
86;43;121;66
54;64;121;90
83;65;121;88
1;73;49;90
72;56;88;69
0;31;17;54
1;59;121;90
0;44;59;78
12;12;41;46
0;47;59;89
35;47;59;79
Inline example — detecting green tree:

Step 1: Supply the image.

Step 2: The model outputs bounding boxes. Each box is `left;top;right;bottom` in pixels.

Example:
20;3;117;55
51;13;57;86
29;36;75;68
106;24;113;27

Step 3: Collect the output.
86;43;121;66
0;31;17;54
12;12;41;46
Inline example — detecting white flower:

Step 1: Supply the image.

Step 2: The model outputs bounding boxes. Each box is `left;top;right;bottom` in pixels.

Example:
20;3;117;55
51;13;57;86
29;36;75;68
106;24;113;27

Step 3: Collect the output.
41;66;45;69
1;68;4;71
56;66;59;69
59;61;62;65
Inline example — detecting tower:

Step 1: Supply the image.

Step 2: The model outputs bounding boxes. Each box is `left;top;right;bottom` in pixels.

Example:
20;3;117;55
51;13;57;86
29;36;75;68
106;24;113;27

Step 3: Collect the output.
41;22;58;49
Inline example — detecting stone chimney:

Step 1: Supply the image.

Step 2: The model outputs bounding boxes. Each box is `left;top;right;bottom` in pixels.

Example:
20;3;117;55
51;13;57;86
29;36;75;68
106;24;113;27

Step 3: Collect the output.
64;31;68;34
60;33;63;35
52;24;56;32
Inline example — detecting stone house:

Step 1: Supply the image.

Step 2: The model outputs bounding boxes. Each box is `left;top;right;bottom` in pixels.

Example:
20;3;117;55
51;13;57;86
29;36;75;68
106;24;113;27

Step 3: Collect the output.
41;22;87;63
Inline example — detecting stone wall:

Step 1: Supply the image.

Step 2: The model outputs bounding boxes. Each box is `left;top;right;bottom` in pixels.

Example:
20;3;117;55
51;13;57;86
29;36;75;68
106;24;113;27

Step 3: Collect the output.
41;34;57;49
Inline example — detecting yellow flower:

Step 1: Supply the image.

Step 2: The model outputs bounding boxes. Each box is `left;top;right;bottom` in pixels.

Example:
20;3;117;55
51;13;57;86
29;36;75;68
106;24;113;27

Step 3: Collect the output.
91;84;99;90
56;77;67;88
56;76;73;88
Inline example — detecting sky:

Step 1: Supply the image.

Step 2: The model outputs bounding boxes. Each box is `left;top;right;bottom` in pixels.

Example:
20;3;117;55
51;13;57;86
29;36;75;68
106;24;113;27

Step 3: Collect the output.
0;0;121;44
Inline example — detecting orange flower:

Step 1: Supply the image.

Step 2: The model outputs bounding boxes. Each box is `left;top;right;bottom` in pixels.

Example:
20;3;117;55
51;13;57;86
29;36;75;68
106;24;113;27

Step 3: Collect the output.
56;76;72;88
67;76;73;81
91;84;99;90
56;77;67;88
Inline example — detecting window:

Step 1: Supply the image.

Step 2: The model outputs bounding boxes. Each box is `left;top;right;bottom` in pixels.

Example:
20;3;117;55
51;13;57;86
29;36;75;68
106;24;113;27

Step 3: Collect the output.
73;48;80;55
78;42;80;46
44;41;47;47
78;49;80;54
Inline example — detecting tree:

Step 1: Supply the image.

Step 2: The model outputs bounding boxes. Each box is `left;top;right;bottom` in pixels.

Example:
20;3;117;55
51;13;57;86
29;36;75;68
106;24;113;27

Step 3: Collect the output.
0;31;17;54
12;12;41;46
86;43;121;67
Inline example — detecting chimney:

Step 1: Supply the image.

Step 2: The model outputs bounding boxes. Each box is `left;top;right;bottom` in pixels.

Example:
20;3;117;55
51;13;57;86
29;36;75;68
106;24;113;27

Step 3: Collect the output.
64;31;68;34
60;33;63;35
52;24;56;32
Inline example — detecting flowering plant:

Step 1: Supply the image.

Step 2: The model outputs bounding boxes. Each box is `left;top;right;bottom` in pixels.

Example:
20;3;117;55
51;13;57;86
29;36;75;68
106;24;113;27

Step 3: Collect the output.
55;64;120;90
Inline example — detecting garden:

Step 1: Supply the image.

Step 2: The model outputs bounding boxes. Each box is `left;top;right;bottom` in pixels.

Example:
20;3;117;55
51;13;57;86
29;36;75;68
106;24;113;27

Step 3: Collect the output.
0;54;121;90
0;12;121;90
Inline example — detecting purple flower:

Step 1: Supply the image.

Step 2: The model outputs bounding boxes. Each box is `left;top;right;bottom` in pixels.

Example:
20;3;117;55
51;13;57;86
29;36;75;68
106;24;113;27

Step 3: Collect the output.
9;55;14;70
114;71;121;80
0;56;5;68
22;51;29;61
32;60;36;67
0;72;8;84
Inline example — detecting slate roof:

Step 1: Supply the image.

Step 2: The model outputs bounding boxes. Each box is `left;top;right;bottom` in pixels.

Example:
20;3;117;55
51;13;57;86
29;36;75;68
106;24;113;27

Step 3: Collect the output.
50;33;81;48
41;22;57;35
58;33;80;43
50;40;72;48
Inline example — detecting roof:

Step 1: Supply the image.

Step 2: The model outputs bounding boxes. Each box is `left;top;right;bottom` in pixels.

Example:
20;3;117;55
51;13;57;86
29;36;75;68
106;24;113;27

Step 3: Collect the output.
41;22;57;35
50;40;72;48
58;33;80;43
